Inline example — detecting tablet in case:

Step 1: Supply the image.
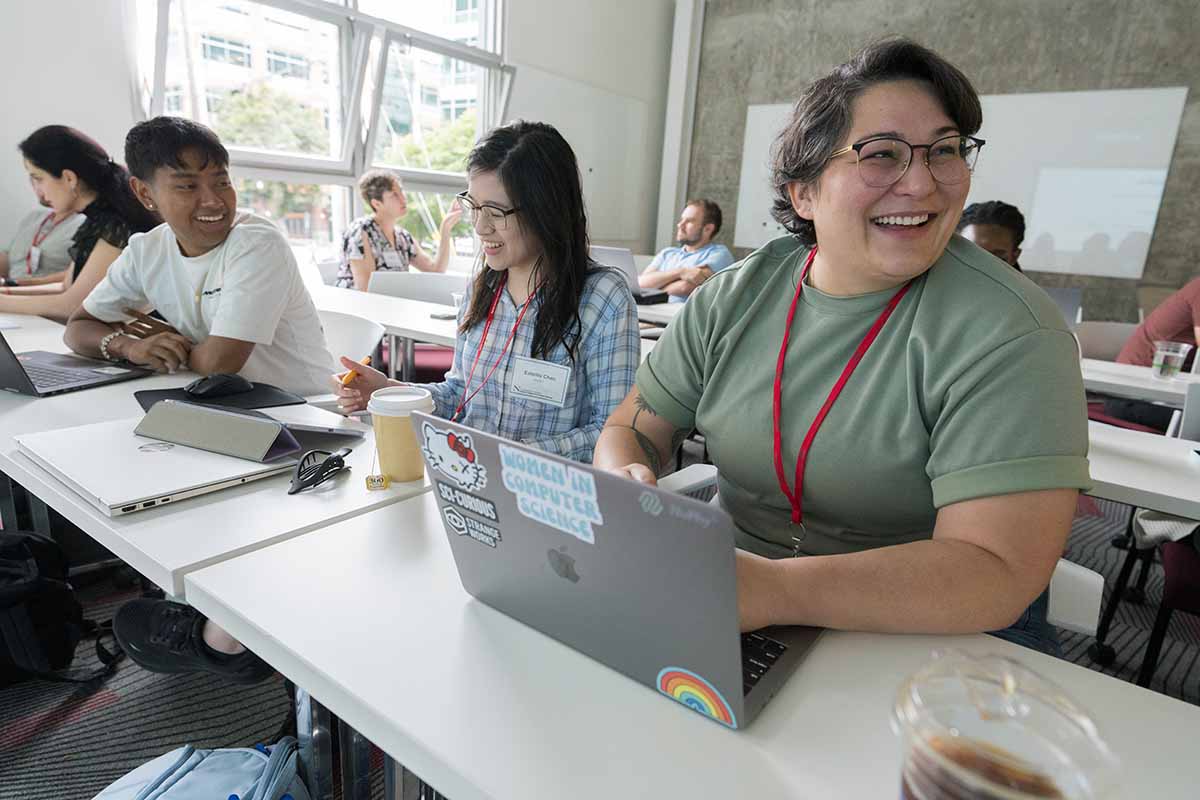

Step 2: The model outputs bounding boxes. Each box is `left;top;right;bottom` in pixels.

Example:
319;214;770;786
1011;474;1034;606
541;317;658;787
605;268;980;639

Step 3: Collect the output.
134;400;303;463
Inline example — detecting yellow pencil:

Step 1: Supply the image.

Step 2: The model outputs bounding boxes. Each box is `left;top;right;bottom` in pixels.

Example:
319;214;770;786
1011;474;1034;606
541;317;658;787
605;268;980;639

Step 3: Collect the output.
340;355;371;386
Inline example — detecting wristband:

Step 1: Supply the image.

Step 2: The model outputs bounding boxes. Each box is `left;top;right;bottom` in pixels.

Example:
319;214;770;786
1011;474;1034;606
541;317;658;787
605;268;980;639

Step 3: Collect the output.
99;331;124;362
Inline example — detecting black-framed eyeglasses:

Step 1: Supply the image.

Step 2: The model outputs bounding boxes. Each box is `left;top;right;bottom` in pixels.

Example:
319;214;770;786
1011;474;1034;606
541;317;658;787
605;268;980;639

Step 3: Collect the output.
828;134;985;188
455;191;521;231
288;447;352;495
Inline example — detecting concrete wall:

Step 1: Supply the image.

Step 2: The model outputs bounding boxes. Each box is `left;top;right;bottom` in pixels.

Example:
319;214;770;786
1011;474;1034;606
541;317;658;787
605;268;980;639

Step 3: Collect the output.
686;0;1200;321
0;0;141;245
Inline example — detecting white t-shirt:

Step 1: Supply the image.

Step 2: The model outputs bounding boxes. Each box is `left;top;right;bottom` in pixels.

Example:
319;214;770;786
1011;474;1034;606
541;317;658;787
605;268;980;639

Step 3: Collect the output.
84;213;333;395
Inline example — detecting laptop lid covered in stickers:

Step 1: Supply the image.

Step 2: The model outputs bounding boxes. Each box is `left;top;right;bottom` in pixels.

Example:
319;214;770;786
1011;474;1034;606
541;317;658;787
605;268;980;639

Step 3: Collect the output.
413;411;749;729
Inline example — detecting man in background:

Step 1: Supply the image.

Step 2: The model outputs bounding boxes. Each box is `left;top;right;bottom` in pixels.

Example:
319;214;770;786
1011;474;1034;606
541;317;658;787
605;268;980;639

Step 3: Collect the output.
638;198;734;302
958;200;1024;272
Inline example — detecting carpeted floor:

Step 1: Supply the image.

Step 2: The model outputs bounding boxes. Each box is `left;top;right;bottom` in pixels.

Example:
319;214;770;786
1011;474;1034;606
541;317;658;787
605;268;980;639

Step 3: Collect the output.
1;488;1197;799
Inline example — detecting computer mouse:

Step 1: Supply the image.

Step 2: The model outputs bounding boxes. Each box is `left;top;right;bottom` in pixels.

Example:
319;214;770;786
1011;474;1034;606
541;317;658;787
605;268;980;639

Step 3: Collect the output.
184;372;255;398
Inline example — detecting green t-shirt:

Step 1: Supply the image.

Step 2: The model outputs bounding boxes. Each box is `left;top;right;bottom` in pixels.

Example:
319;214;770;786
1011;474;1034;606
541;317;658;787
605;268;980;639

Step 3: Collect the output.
637;234;1091;559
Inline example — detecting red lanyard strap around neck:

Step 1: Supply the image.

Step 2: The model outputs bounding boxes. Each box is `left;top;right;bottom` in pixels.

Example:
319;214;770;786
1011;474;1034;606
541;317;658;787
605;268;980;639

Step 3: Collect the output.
453;273;538;421
772;246;913;531
25;212;66;275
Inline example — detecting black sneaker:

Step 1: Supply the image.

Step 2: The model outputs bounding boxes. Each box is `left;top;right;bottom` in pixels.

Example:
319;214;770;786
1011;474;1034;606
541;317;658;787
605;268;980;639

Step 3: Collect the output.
113;598;275;684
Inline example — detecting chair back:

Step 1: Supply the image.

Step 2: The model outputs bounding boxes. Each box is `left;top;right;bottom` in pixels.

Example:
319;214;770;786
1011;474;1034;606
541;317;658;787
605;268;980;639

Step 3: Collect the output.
1042;287;1083;327
1075;321;1138;361
315;258;341;286
368;271;470;305
318;309;385;369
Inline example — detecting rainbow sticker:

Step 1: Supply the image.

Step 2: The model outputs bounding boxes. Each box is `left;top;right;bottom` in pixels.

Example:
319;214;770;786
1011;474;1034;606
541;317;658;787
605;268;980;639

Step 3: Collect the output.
656;667;738;728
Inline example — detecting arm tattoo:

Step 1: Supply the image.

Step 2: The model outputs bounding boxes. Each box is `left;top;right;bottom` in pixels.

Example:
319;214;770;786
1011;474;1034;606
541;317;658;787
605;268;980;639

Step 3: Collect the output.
632;429;663;476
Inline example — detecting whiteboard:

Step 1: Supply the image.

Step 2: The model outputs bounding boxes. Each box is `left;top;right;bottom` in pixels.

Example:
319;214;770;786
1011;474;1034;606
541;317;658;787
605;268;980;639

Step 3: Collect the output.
734;88;1188;278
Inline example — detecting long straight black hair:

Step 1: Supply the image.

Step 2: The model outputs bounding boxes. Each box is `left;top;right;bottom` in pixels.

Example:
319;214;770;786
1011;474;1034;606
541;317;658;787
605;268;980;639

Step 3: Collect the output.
460;120;592;362
19;125;159;234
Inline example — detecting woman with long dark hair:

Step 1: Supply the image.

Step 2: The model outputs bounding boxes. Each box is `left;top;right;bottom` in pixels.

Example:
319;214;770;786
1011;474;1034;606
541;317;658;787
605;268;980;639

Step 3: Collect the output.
334;120;640;462
0;125;159;321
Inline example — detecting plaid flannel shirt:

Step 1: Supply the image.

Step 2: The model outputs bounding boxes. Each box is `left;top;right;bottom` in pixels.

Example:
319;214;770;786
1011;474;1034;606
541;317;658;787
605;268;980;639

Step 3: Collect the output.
415;267;638;463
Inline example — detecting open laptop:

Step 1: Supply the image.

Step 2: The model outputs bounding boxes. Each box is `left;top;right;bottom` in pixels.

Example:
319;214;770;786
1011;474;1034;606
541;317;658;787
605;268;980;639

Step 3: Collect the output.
15;413;363;516
412;411;821;729
1043;287;1083;328
590;245;667;305
0;330;152;397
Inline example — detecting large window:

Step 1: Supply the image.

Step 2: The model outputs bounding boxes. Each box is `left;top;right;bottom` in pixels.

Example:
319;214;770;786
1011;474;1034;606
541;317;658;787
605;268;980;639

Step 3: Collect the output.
136;0;508;259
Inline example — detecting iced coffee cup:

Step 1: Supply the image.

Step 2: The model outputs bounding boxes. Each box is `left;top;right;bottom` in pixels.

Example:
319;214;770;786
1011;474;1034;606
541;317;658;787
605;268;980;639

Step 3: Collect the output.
893;651;1118;799
368;386;434;483
1150;341;1192;380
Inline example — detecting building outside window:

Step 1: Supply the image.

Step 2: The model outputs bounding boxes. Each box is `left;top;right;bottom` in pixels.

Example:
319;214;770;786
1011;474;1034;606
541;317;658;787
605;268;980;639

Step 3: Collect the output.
267;49;310;80
201;34;251;67
454;0;479;25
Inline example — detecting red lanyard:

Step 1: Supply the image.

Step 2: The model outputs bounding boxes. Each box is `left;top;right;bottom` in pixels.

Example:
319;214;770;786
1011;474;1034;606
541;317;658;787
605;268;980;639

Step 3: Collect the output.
25;212;66;275
452;274;538;421
772;247;913;532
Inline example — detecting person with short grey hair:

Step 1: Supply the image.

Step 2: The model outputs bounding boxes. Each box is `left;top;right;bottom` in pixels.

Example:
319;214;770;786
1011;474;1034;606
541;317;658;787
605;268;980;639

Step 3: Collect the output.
335;168;462;290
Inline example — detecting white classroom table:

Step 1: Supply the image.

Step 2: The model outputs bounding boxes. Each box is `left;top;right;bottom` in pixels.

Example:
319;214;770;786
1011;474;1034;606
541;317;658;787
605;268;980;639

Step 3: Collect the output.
636;301;682;326
0;317;428;596
1081;357;1200;408
1085;420;1200;521
310;285;458;348
187;491;1200;800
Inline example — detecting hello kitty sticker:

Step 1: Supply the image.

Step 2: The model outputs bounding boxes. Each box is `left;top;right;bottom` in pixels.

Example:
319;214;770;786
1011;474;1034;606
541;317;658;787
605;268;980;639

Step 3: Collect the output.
421;422;488;492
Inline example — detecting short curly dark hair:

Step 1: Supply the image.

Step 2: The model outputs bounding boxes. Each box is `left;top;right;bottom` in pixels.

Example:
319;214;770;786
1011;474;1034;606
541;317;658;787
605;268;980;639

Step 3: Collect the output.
358;169;400;210
957;201;1026;248
770;37;982;246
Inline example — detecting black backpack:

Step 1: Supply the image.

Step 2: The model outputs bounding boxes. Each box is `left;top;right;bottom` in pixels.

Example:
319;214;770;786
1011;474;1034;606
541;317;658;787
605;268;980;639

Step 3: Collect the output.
0;530;122;687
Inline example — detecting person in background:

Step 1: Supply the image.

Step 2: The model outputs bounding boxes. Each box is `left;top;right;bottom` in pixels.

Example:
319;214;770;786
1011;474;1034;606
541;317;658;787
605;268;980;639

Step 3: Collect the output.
1102;276;1200;430
957;200;1024;271
335;169;462;290
0;195;83;287
638;199;735;302
0;126;158;321
597;38;1087;656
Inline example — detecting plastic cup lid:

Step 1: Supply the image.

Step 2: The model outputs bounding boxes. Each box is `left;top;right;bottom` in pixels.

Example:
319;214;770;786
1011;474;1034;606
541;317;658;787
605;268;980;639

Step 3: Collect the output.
367;386;434;416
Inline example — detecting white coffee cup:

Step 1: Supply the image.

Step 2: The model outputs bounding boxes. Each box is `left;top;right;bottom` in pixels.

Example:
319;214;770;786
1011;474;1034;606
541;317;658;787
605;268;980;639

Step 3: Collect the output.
368;386;434;482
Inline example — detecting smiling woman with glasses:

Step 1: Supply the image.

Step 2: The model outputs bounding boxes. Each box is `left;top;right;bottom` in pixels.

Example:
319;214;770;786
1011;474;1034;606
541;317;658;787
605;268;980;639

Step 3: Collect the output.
596;38;1089;657
333;120;640;463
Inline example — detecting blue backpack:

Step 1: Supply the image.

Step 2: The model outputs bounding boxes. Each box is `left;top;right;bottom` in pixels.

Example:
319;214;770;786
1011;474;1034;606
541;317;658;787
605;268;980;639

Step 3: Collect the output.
92;737;312;800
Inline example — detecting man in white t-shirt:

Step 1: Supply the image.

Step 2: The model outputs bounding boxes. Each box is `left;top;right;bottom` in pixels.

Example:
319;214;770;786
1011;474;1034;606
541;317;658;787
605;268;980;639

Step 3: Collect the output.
65;117;332;397
65;117;339;685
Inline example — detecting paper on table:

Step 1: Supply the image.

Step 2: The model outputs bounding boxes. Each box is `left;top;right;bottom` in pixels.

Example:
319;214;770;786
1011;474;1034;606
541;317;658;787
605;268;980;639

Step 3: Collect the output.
0;314;23;330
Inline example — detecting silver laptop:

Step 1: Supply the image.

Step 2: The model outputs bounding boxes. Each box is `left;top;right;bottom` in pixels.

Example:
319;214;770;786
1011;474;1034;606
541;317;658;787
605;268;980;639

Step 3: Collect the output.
0;330;152;397
16;416;310;516
1043;286;1083;327
589;245;666;303
412;412;821;729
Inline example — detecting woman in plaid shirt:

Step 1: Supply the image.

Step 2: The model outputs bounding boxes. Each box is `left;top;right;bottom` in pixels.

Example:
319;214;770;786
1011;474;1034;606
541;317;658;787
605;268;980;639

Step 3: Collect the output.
335;120;640;463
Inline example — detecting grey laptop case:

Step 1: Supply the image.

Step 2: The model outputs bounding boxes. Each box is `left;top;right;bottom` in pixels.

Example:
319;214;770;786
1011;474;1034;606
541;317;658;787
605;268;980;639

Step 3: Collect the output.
412;412;821;729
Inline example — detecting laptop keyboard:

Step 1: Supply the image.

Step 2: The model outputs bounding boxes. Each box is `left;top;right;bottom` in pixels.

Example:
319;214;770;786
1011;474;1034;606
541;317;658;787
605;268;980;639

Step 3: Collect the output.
25;363;91;389
741;631;788;695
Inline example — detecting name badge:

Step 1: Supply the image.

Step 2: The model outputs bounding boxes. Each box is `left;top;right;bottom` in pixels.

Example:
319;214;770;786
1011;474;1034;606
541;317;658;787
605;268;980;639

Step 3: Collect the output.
510;355;570;407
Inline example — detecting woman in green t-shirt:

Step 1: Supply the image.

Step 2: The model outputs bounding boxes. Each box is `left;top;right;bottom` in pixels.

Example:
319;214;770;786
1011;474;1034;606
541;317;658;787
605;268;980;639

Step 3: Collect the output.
596;38;1089;656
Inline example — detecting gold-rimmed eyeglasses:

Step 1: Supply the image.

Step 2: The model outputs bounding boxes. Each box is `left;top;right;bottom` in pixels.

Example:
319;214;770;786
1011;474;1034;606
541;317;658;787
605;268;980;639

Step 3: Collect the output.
455;191;521;231
828;134;985;188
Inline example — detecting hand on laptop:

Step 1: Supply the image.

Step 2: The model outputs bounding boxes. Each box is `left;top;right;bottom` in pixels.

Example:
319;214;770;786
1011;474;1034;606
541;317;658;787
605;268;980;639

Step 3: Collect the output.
122;309;183;339
736;550;779;633
603;463;658;485
331;355;396;414
123;332;192;373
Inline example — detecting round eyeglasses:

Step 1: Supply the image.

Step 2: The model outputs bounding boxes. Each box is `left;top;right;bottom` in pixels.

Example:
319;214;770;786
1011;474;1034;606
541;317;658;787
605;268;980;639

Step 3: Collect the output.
455;191;520;231
828;134;985;188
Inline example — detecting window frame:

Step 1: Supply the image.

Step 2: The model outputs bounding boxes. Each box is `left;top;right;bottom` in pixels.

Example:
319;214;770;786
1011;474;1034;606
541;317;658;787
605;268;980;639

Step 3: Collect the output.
140;0;514;228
